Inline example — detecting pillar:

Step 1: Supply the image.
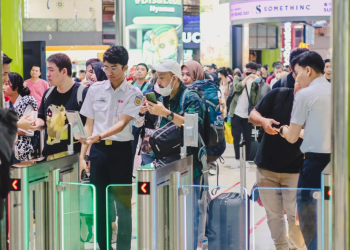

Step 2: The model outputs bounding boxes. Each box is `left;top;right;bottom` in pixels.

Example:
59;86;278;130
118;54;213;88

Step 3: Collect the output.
1;0;23;75
261;49;280;71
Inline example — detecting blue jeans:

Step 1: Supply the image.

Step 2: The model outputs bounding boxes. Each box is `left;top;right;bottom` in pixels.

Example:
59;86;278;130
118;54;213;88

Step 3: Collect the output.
193;175;202;250
297;153;330;250
141;153;154;166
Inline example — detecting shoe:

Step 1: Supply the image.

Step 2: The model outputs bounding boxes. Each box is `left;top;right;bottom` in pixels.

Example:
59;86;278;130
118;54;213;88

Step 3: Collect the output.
209;163;216;175
246;162;250;168
231;159;240;169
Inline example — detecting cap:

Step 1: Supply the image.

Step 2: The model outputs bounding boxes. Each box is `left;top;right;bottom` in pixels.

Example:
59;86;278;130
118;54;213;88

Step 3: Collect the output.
148;59;182;80
205;64;217;69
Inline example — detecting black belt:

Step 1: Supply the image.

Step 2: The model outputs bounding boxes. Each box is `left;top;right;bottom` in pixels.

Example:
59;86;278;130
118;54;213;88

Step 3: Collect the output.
96;140;130;146
304;152;331;160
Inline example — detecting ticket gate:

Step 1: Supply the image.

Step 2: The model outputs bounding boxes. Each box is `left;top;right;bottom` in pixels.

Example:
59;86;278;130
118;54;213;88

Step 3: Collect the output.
8;154;80;250
137;156;193;250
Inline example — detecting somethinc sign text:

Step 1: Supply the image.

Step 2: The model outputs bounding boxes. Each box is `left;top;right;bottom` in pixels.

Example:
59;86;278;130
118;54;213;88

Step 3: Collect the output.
230;0;332;21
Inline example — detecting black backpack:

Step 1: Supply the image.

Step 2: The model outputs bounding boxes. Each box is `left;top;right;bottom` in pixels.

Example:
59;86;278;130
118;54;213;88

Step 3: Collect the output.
149;122;182;158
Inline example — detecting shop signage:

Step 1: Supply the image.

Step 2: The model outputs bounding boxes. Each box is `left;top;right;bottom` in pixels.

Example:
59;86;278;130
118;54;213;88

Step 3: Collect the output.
230;0;332;21
183;32;201;44
281;22;294;66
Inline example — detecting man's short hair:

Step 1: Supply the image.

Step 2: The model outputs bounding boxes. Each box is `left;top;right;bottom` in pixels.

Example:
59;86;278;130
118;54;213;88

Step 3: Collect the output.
262;64;269;71
245;61;258;71
151;69;156;74
291;51;325;74
274;64;283;70
137;63;149;72
3;53;12;65
46;53;72;77
324;59;331;64
103;46;129;66
79;69;85;74
31;64;41;70
289;48;310;64
86;58;100;68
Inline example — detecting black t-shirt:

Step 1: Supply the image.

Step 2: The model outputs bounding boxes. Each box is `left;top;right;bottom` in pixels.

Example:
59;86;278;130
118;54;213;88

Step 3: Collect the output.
38;83;88;157
254;88;303;173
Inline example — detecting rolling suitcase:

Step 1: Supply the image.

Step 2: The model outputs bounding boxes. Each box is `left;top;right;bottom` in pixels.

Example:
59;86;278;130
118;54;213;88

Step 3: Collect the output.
247;126;260;161
206;140;250;250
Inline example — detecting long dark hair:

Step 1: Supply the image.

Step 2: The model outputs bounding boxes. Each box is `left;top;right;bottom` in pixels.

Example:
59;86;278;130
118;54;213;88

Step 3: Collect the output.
8;72;30;96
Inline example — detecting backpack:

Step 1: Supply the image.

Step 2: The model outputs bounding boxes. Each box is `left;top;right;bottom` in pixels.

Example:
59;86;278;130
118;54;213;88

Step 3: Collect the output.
180;79;226;163
44;84;87;106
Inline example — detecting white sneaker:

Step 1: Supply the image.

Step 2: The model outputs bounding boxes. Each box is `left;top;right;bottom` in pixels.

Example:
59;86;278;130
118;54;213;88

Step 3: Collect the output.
209;163;217;175
231;159;240;169
246;162;250;168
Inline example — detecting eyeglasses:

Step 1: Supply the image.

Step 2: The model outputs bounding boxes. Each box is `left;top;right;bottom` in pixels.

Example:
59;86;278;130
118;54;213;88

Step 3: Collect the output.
101;65;123;73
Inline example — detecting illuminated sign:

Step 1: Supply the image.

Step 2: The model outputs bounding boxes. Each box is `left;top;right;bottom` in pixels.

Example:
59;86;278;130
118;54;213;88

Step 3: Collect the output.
282;22;293;66
230;0;332;22
138;182;150;195
125;0;183;67
298;42;309;48
9;179;21;191
183;32;201;44
324;186;331;200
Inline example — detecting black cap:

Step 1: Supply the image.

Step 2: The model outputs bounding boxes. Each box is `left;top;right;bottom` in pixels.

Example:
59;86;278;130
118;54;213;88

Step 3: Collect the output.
205;63;217;69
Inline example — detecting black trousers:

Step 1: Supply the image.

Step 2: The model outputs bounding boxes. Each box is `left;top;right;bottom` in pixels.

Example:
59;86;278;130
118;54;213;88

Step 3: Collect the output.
90;141;133;250
131;126;141;170
297;153;331;250
231;115;252;160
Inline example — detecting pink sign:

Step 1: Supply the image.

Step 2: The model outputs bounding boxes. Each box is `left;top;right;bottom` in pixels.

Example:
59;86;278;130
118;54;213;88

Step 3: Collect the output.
230;0;332;21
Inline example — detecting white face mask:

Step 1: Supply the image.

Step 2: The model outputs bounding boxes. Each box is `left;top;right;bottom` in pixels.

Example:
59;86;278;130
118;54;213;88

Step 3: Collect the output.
276;73;281;79
158;76;175;97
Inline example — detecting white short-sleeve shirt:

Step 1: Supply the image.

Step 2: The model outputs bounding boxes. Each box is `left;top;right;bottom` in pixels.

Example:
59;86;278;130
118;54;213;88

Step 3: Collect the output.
80;79;143;142
290;76;331;153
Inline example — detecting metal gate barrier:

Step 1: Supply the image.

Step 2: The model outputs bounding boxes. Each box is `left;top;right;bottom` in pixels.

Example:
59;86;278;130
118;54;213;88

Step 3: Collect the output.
8;153;80;250
137;113;199;250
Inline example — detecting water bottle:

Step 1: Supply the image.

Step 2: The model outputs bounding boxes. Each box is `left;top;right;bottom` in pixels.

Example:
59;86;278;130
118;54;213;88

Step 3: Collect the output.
202;237;209;250
215;112;224;126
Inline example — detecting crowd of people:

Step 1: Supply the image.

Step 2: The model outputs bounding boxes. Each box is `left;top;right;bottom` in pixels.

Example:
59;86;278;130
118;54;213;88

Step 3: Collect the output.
1;44;332;250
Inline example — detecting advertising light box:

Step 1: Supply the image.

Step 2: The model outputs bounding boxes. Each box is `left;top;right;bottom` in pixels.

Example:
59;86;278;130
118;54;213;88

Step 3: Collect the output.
230;0;332;23
125;0;183;67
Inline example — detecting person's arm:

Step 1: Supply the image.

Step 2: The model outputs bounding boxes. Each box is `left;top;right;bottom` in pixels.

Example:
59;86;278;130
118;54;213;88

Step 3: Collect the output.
21;105;35;136
251;81;260;106
79;118;94;178
280;123;303;144
249;109;279;135
17;114;37;131
147;101;184;127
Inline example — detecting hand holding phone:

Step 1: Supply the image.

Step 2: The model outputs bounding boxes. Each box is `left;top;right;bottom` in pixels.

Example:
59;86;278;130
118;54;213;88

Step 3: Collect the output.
145;92;157;104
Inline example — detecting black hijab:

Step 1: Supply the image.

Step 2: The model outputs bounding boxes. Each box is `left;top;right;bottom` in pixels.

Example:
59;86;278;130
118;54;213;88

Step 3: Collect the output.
92;61;108;81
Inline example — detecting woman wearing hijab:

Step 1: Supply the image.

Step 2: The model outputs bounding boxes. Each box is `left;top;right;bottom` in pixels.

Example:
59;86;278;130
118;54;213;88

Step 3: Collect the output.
181;60;205;85
91;61;108;83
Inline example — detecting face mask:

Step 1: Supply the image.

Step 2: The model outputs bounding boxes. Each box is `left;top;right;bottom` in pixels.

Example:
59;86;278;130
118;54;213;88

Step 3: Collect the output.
276;73;281;79
159;76;175;97
154;83;160;94
254;77;261;83
246;72;252;76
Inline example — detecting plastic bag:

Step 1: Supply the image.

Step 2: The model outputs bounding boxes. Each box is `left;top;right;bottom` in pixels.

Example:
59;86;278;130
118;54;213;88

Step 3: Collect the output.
224;122;233;144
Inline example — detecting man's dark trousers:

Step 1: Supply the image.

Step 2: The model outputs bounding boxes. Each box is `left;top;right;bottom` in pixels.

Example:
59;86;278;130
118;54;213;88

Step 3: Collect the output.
297;153;330;250
90;141;133;250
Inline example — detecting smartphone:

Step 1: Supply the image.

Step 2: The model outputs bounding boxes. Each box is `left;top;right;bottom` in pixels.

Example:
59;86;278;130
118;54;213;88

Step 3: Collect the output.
30;111;38;122
145;92;157;104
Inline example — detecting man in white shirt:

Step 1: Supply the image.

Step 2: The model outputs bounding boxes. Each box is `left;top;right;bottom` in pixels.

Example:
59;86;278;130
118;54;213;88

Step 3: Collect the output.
80;46;142;250
229;61;260;168
278;51;331;250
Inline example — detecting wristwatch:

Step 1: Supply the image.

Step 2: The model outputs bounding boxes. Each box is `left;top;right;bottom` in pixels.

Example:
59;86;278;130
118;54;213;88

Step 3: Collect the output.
167;112;174;122
84;155;91;162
